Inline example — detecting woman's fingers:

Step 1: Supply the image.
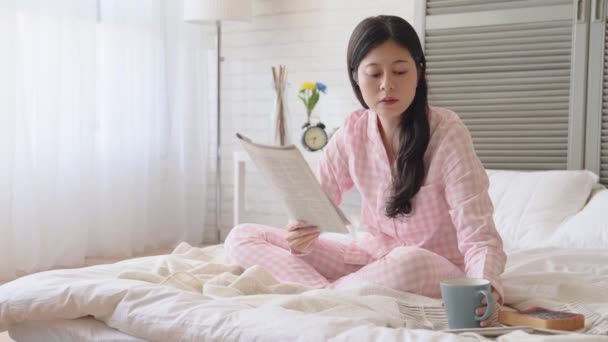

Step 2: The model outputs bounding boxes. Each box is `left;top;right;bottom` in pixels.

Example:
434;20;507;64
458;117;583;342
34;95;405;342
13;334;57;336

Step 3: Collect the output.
286;220;311;232
476;306;490;327
288;231;320;249
287;226;320;252
285;221;320;253
478;290;499;327
286;226;320;241
290;232;320;251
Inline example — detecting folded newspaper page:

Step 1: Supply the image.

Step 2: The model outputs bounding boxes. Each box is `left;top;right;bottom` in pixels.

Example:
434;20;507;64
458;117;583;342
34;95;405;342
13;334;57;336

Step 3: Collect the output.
236;133;349;233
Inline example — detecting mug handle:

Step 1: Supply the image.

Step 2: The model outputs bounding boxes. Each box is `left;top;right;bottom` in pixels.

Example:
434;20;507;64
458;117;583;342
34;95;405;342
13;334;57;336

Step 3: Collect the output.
474;289;494;321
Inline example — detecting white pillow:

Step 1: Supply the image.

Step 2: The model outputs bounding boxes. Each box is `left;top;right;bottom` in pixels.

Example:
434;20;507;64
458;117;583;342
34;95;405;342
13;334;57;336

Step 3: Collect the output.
543;186;608;248
486;169;599;251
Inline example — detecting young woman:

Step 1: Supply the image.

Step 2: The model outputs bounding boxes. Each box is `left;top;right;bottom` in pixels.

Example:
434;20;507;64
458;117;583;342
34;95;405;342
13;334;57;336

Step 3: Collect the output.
225;15;506;327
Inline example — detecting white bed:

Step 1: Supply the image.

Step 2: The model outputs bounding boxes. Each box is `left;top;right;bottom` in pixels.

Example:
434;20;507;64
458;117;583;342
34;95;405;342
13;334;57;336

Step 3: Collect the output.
1;170;607;341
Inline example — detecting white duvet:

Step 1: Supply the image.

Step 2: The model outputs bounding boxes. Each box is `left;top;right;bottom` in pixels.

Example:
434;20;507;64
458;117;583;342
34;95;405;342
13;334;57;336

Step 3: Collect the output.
1;243;607;341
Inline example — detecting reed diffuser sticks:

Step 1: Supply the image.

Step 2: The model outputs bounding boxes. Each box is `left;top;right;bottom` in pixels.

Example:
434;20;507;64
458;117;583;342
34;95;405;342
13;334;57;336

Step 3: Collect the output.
272;65;287;146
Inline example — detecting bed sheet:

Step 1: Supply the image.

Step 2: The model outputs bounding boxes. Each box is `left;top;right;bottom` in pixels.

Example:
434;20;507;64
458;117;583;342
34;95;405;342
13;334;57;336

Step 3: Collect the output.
9;317;146;342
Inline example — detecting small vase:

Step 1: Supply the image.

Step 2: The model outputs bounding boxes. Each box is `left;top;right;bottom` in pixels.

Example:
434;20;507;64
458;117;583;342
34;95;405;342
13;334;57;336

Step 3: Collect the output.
270;65;290;146
304;109;320;128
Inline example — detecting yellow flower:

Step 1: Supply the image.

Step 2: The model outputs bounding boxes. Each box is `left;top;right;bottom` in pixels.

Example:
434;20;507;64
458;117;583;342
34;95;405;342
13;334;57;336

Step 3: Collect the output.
300;82;316;91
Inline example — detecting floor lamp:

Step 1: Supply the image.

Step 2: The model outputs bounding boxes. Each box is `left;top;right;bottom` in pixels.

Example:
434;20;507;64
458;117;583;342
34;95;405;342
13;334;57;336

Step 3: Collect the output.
183;0;252;242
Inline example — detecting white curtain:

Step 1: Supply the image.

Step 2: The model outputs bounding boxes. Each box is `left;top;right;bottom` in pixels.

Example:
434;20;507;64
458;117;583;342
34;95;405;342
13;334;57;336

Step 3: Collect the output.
0;0;213;281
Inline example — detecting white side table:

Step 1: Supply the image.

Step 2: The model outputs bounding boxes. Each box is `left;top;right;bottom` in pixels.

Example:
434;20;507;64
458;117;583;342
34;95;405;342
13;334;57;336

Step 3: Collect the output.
233;151;249;226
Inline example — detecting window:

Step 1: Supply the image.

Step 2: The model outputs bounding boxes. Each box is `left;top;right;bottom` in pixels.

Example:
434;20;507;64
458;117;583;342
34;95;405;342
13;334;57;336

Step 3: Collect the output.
424;0;607;185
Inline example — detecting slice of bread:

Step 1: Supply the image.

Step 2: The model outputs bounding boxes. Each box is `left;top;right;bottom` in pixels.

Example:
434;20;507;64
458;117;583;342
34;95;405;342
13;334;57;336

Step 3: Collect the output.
498;307;585;331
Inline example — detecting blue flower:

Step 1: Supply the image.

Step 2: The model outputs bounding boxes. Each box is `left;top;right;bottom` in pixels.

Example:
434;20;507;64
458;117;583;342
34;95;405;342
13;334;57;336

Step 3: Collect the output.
315;82;327;94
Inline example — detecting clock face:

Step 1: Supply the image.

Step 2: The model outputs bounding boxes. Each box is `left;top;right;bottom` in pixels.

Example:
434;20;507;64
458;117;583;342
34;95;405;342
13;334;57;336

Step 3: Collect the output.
302;126;328;151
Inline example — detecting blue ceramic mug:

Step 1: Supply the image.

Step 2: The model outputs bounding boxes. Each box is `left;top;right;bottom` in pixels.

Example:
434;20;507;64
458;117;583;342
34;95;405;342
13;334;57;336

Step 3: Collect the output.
440;278;495;329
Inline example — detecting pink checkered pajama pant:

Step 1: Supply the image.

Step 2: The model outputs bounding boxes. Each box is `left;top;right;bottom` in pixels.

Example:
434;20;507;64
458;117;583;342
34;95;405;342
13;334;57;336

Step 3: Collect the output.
224;223;464;297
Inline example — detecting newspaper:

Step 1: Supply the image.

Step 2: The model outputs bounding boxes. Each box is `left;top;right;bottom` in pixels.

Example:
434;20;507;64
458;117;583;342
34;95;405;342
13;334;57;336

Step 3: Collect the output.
236;133;350;233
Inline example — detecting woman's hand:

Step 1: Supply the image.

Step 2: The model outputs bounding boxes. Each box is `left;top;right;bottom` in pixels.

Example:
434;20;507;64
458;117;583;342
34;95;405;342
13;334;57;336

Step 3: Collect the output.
286;221;320;254
476;289;500;327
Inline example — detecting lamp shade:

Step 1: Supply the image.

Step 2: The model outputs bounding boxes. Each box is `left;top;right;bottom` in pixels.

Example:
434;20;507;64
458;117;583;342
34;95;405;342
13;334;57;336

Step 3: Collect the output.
183;0;252;23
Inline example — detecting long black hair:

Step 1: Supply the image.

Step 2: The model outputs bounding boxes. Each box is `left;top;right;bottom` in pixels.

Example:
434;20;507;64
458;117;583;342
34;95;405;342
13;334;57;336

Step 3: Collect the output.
346;15;430;217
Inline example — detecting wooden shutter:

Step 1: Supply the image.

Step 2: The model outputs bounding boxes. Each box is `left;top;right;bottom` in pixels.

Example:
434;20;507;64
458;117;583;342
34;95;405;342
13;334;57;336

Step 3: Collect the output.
598;2;608;185
603;54;607;185
424;0;585;171
585;0;607;185
426;0;570;16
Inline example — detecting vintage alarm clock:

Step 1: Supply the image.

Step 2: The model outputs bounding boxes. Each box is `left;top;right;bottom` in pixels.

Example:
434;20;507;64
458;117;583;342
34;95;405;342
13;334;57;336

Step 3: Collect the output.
301;122;328;152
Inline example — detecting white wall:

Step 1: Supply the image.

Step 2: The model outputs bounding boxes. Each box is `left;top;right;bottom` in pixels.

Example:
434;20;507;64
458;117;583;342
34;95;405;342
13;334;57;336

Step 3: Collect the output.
203;0;421;242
